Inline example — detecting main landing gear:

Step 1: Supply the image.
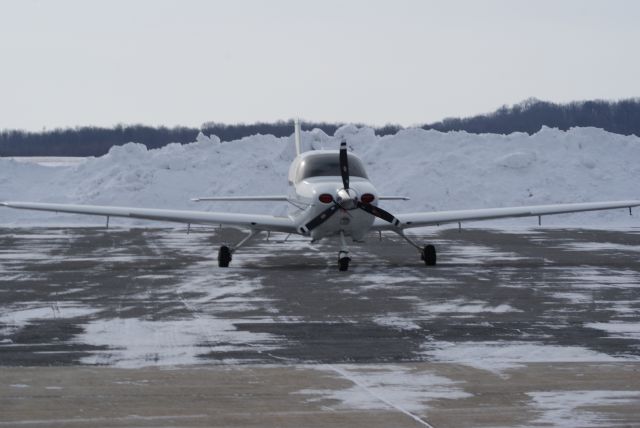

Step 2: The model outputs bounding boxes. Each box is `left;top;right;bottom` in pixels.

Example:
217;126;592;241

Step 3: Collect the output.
421;244;437;266
217;229;436;270
218;245;232;267
396;231;437;267
217;230;258;268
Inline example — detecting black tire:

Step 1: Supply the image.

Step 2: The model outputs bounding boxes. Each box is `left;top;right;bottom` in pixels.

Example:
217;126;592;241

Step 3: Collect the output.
218;245;232;267
422;244;436;266
338;257;350;271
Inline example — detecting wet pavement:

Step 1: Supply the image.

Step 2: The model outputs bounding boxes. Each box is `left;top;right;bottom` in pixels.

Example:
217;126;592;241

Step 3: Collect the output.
1;227;640;427
1;227;639;367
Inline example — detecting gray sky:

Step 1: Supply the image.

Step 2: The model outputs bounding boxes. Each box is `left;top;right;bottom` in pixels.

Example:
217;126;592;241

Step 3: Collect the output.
1;0;639;131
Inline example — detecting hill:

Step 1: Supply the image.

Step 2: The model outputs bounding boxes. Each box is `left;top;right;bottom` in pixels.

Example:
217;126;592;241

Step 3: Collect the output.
425;98;640;135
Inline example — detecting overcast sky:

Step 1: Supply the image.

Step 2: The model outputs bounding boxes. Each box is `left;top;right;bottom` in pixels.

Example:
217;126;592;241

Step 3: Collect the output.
1;0;639;131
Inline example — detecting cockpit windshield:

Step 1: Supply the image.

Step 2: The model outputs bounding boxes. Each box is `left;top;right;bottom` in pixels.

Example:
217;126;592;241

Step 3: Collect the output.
296;153;368;182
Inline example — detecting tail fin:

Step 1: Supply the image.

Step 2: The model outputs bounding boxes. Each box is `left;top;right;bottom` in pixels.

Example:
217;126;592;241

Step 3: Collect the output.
294;118;302;156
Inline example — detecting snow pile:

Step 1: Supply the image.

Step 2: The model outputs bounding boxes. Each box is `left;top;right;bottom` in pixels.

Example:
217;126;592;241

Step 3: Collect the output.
1;126;639;226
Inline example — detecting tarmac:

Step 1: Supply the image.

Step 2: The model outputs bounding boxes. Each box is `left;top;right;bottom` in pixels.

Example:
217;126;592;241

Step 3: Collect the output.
1;226;640;427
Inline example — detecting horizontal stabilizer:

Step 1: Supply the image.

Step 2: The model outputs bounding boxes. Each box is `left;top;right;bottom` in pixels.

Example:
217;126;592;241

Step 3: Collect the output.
378;196;410;201
191;196;289;202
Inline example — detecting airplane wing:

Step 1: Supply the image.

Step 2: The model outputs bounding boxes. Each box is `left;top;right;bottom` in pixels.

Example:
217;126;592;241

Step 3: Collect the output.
191;196;288;202
0;201;297;233
372;200;640;230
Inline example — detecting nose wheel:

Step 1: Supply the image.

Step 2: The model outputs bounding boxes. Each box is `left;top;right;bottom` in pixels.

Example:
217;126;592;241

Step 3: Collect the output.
338;250;351;271
337;231;352;271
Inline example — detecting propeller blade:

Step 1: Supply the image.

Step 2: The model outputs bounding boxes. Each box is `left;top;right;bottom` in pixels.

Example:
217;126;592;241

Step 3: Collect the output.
357;202;401;227
339;139;349;190
299;204;340;234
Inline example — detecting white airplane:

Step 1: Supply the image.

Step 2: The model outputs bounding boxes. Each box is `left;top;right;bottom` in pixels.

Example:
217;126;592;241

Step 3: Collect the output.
2;121;639;271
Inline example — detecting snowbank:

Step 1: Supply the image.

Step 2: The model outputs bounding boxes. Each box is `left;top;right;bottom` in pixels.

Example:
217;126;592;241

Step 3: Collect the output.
1;126;639;227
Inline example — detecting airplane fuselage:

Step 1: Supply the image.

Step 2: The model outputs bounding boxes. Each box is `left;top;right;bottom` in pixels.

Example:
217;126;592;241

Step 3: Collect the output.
287;150;378;241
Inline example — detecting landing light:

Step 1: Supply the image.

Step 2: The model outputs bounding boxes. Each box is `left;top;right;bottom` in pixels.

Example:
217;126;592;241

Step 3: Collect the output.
318;193;334;204
360;193;375;204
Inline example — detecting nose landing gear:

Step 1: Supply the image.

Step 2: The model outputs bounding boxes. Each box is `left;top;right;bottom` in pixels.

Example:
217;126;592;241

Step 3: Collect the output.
337;230;352;271
338;250;351;271
334;230;437;271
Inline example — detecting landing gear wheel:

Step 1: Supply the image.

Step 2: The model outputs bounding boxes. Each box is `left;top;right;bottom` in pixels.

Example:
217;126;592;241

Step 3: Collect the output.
421;244;437;266
338;251;351;271
218;245;232;267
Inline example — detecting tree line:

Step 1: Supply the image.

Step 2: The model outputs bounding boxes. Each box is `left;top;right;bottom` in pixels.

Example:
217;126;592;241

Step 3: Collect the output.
0;121;402;157
1;98;638;156
425;98;640;135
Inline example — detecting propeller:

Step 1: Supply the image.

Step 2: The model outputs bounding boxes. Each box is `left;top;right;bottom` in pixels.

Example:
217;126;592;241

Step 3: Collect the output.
299;204;339;234
300;138;401;234
357;201;400;227
339;139;349;190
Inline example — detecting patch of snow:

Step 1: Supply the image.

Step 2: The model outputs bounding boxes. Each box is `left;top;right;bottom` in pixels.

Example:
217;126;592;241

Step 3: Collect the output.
373;316;422;330
76;317;281;368
135;274;174;280
562;268;640;289
552;292;593;304
418;299;522;314
445;244;525;264
595;300;640;315
297;364;471;413
0;304;98;334
329;271;426;287
558;242;640;253
586;322;640;340
176;272;266;304
0;251;50;260
527;390;640;427
422;341;637;374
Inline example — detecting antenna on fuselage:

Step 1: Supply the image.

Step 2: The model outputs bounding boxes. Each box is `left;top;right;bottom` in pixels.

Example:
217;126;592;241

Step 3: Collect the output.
294;118;302;156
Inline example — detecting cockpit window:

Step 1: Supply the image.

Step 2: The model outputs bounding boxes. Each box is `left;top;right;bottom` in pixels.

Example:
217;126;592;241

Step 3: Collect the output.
296;153;368;182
